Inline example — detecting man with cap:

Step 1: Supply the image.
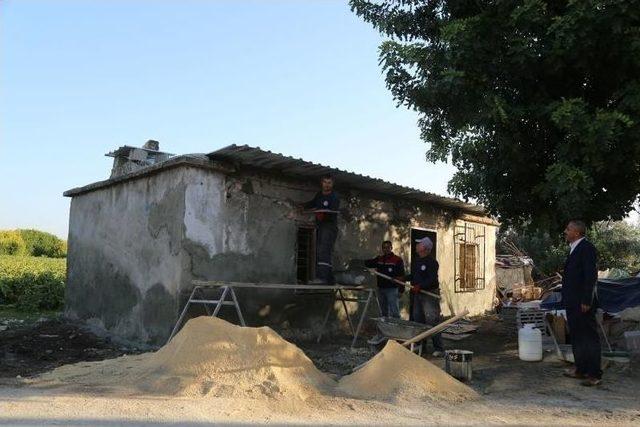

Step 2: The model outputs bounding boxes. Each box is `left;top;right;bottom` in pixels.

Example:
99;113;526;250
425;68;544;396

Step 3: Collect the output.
364;240;405;318
407;236;445;357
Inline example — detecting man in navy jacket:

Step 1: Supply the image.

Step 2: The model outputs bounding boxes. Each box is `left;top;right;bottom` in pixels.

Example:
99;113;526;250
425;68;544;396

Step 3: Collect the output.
562;220;602;386
365;240;405;318
407;236;444;357
302;174;340;285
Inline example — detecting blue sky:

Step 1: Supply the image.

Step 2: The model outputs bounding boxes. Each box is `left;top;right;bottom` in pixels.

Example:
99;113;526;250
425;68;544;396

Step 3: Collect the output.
0;0;456;238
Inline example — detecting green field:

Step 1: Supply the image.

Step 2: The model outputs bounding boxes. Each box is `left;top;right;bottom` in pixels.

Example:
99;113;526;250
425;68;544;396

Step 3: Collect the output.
0;255;66;312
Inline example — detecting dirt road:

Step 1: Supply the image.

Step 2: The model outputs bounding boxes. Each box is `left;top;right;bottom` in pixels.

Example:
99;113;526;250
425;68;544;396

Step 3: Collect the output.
0;316;638;426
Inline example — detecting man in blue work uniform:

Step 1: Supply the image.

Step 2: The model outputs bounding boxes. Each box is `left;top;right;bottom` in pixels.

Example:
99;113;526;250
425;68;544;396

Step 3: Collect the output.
408;236;445;357
302;174;340;285
365;240;405;318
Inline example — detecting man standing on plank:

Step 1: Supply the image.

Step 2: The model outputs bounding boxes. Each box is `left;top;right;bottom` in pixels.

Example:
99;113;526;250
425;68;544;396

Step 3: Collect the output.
365;240;405;318
407;236;445;357
302;174;340;285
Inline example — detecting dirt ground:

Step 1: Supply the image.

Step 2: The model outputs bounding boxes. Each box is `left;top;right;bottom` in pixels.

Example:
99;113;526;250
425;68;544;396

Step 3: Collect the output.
0;314;639;426
0;317;144;378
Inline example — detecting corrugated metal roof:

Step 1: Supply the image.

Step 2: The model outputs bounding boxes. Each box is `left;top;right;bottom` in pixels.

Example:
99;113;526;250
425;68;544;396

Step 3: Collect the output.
207;144;486;215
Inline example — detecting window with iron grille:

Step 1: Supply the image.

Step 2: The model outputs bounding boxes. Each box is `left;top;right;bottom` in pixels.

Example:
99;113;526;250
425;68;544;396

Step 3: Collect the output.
454;222;486;292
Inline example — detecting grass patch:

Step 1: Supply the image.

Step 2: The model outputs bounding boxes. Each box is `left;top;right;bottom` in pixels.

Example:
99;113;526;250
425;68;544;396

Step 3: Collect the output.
0;255;66;312
0;304;61;322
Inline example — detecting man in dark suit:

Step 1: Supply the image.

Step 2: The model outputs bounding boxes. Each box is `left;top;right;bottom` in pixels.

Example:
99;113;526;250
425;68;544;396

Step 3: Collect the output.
562;220;602;386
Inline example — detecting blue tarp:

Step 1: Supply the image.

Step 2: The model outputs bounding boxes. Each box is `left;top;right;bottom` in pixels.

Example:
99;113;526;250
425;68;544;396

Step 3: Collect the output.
541;277;640;313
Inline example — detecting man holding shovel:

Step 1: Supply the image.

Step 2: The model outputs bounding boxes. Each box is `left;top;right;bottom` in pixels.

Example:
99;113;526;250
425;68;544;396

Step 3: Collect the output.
364;240;405;318
407;236;445;357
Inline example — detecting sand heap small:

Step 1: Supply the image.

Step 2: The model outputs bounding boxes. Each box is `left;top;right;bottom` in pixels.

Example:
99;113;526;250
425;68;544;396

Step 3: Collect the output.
337;340;478;403
37;316;334;400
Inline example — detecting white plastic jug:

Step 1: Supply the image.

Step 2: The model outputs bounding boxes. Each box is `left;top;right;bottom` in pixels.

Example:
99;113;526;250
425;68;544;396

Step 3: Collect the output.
518;323;542;361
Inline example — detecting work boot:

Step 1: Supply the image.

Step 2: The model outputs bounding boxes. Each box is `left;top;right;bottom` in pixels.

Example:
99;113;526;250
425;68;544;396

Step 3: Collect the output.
581;376;602;387
367;334;386;345
563;369;587;379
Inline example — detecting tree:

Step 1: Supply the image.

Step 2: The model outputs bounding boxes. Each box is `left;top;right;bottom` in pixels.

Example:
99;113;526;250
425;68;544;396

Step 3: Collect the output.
499;220;640;275
497;226;567;276
588;221;640;273
351;0;640;231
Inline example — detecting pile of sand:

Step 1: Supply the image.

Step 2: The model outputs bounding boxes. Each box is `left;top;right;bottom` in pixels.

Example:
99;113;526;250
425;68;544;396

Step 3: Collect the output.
337;340;478;403
36;317;477;404
37;316;333;400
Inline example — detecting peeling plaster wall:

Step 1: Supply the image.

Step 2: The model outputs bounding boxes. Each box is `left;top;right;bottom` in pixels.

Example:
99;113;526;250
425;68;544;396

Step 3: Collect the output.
181;168;298;285
180;167;497;333
65;168;188;344
179;167;323;332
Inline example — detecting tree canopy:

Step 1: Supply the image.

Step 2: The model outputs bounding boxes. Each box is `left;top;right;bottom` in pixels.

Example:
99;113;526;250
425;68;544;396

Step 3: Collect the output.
499;220;640;275
351;0;640;231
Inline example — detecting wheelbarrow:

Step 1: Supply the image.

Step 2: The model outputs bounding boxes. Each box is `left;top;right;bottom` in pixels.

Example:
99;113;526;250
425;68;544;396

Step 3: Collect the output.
369;317;433;355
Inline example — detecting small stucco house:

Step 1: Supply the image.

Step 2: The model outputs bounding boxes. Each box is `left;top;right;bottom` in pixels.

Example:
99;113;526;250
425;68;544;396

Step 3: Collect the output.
64;142;499;344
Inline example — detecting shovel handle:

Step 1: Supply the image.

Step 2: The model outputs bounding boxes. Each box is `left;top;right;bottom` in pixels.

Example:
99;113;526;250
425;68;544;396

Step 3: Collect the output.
368;269;441;300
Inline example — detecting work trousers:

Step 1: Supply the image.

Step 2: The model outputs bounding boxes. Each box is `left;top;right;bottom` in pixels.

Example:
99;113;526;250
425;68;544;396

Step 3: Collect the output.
566;306;602;379
412;293;444;352
316;223;338;285
377;287;400;318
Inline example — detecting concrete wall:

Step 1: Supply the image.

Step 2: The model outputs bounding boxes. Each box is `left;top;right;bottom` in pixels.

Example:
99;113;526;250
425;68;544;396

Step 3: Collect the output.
178;167;450;335
66;163;497;344
180;167;497;326
435;220;498;317
65;167;189;343
179;167;320;331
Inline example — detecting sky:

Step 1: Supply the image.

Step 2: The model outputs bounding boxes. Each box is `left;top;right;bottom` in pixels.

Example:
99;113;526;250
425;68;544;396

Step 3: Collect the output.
0;0;457;239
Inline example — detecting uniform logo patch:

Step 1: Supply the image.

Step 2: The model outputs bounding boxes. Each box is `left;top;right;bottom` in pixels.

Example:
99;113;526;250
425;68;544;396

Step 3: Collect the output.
323;201;329;207
421;265;426;271
388;267;393;272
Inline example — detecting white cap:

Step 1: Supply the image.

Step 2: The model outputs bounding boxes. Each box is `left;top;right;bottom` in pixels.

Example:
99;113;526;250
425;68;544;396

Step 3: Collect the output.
415;236;433;250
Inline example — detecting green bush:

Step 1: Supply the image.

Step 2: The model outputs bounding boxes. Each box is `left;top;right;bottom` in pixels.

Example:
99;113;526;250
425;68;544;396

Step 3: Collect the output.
18;229;67;258
0;255;66;311
0;231;27;256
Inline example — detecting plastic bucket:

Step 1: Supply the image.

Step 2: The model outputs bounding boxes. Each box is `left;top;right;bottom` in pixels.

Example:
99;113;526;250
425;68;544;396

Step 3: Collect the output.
518;323;543;361
444;350;473;381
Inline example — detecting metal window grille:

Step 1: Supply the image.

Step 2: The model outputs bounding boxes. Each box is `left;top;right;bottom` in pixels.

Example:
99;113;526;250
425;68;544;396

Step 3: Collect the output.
454;222;486;293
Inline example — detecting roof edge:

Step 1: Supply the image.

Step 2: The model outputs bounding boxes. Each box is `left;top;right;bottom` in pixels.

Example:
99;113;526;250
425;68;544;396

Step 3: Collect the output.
65;145;491;219
208;144;488;216
459;213;500;227
63;155;232;197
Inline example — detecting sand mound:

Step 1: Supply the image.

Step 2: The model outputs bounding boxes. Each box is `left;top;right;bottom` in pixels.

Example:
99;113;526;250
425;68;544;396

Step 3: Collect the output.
337;341;478;402
37;318;477;404
37;316;334;400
